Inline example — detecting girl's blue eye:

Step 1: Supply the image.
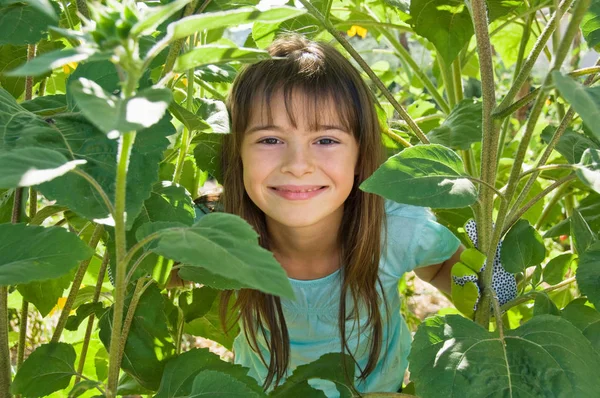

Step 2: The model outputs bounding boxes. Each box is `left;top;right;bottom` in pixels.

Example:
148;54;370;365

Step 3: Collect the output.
316;138;338;145
259;138;281;145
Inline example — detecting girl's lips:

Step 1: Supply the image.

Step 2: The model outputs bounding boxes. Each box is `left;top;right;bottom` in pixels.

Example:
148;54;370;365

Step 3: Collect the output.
268;185;328;200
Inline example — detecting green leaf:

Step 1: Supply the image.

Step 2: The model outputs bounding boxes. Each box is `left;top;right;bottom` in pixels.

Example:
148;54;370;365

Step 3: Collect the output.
409;0;473;64
189;370;262;397
184;307;238;349
99;283;176;390
501;219;545;273
195;64;237;83
270;353;355;397
155;348;263;398
577;240;600;309
70;78;172;136
29;114;175;229
69;380;103;398
192;133;223;180
427;99;482;150
10;343;76;396
544;193;600;238
169;101;211;132
577;148;600;194
581;0;600;50
178;266;244;290
164;6;305;44
196;98;230;134
0;224;93;285
21;94;67;116
533;292;560;316
66;60;123;109
130;0;193;37
0;2;57;45
409;314;600;397
552;71;600;142
543;253;575;285
150;213;295;299
360;144;477;209
0;147;86;188
561;299;600;355
450;262;480;317
17;272;72;317
572;209;598;254
3;0;58;20
179;287;219;323
541;126;599;164
66;302;105;331
174;45;270;73
5;48;94;77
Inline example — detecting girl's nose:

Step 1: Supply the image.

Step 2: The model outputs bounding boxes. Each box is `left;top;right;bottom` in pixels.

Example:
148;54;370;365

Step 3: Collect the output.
280;143;315;176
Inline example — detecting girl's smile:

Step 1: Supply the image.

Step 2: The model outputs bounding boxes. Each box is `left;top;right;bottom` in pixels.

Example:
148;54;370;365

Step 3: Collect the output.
240;90;359;229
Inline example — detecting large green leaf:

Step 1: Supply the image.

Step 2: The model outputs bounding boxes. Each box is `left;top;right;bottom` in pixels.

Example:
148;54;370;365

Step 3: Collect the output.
426;99;482;150
70;78;172;136
270;353;355;397
169;101;211;132
581;0;600;50
99;283;176;390
10;343;76;396
553;71;600;142
561;299;600;355
174;45;270;72
572;209;598;254
178;265;244;290
10;113;176;229
179;286;218;323
130;0;192;36
196;98;230;134
17;272;72;317
189;371;263;397
149;213;295;299
5;48;94;77
360;144;477;208
577;148;600;194
192;133;223;179
66;60;122;109
577;240;600;309
409;314;600;397
0;2;56;45
0;224;93;285
501;219;545;273
0;147;86;188
164;6;305;43
155;348;263;398
543;253;575;286
541;125;599;164
2;0;58;20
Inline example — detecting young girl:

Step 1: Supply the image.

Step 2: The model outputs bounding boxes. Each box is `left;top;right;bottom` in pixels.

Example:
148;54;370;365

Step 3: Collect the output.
219;33;463;396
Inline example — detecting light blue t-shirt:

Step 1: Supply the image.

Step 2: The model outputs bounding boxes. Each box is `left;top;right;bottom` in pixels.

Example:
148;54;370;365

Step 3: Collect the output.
232;200;460;396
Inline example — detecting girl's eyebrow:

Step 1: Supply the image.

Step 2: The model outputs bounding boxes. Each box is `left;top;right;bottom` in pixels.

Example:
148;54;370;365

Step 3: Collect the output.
245;124;349;135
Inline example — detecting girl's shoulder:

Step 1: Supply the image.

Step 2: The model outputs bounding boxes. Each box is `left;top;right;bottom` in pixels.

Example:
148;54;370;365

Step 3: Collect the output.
384;199;435;222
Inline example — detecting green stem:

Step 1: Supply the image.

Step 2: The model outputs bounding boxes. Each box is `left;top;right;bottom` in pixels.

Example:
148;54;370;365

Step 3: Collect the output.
194;78;225;100
176;307;185;354
468;0;500;327
106;130;137;397
0;287;9;398
173;47;196;184
535;181;569;229
504;174;576;233
388;114;445;128
501;276;577;311
438;55;456;109
378;29;450;114
52;224;105;342
297;0;429;144
452;57;463;104
384;129;411;148
496;0;574;114
75;252;109;385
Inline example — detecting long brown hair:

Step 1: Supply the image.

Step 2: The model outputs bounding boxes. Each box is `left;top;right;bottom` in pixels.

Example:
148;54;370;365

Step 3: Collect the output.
219;34;387;391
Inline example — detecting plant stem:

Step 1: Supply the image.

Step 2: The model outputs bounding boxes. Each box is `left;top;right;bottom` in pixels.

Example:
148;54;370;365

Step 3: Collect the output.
535;181;569;228
389;114;445;128
297;0;429;144
16;297;28;373
496;0;574;114
75;252;109;385
504;174;576;233
159;0;201;80
452;57;463;104
173;43;196;184
378;29;450;113
194;78;225;100
469;0;499;327
384;129;411;148
52;224;105;342
106;131;137;397
438;55;456;109
501;276;577;311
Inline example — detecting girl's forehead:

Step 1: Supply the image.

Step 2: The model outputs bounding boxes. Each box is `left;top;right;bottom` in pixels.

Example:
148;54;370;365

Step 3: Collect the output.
247;89;349;131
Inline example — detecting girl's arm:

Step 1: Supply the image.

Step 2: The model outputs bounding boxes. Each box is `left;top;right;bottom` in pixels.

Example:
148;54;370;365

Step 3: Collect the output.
413;245;465;296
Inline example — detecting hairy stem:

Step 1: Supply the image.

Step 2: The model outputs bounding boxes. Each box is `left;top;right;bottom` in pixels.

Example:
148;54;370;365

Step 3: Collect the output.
52;224;105;342
535;181;569;228
174;40;196;184
501;276;577;311
298;0;429;143
452;57;463;104
438;56;456;109
75;252;109;384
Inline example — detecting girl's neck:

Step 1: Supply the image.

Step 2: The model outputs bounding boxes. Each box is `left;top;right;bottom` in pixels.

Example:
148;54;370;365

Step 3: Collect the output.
266;212;343;281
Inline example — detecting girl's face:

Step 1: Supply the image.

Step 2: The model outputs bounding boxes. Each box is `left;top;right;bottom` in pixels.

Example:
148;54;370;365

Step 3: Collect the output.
240;91;359;230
